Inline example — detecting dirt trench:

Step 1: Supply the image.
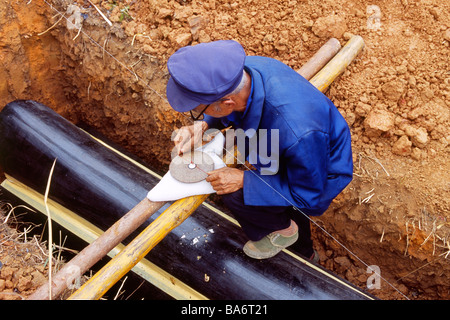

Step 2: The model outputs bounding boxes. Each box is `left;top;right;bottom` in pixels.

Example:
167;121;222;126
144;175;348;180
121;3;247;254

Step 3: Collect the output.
0;0;449;300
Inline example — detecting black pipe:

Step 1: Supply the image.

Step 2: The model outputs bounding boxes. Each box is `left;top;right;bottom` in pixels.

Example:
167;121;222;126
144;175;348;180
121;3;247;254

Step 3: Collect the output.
0;100;373;300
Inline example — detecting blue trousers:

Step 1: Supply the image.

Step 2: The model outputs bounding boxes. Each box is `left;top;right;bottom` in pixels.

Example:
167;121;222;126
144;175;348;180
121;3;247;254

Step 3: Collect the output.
221;189;314;258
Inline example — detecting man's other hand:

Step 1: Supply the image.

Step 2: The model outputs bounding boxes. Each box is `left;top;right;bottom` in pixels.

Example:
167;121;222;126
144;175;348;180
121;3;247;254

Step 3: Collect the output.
206;167;244;195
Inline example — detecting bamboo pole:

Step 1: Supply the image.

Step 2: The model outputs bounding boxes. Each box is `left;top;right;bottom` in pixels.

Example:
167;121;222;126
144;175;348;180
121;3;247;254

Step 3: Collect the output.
68;194;209;300
27;198;165;300
310;35;365;92
297;38;341;80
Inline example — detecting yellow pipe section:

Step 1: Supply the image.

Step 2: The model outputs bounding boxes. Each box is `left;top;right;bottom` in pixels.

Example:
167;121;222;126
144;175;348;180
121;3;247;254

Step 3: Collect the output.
68;194;209;300
310;35;365;92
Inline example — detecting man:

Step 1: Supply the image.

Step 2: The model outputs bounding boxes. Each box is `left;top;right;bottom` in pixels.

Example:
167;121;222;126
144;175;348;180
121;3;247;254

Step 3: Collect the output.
168;40;353;260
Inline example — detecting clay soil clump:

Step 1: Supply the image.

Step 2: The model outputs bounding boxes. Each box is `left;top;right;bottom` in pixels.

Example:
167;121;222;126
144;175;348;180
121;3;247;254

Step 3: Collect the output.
0;0;449;299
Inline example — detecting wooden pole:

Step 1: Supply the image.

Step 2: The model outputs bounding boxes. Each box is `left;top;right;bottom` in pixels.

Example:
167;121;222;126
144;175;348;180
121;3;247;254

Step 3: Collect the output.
309;35;365;92
68;194;209;300
27;198;165;300
297;38;341;80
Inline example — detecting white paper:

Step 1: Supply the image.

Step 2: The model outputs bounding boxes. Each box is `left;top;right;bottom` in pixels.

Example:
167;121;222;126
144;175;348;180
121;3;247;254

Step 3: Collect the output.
147;132;226;202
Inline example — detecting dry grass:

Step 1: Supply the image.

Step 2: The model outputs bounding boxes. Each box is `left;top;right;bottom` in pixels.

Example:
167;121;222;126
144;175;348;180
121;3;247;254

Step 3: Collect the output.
0;199;71;299
0;203;48;299
404;207;450;257
351;151;450;298
44;159;57;299
354;151;450;256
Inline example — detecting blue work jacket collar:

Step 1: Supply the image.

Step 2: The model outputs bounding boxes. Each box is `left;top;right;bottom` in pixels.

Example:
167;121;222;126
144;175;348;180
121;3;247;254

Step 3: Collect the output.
225;66;264;138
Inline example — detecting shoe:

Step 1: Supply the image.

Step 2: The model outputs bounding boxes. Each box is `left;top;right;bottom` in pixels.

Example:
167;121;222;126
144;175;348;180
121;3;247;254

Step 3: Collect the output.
243;221;299;259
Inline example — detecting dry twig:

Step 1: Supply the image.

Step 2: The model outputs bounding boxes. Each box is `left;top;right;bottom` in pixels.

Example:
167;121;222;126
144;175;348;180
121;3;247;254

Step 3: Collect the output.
44;159;57;300
38;13;65;36
86;0;112;26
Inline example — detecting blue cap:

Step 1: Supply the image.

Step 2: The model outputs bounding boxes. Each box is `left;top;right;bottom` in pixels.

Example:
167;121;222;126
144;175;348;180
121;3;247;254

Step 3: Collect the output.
166;40;246;112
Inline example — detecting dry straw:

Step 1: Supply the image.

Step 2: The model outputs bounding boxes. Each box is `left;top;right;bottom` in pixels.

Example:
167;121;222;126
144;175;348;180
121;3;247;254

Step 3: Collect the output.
44;159;57;300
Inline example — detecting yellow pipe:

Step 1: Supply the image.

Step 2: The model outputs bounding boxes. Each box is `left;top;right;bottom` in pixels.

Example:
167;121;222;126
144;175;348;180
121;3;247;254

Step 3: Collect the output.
68;194;209;300
310;35;365;92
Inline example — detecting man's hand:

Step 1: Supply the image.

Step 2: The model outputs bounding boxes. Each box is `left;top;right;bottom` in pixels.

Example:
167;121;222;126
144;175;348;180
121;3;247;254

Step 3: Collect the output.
206;167;244;195
173;121;209;155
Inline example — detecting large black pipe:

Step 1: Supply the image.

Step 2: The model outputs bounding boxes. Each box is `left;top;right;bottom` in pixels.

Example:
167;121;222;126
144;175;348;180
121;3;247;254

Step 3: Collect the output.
0;100;372;300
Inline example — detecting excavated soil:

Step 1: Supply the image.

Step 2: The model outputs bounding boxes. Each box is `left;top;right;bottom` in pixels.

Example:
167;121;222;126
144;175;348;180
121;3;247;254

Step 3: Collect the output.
0;0;449;300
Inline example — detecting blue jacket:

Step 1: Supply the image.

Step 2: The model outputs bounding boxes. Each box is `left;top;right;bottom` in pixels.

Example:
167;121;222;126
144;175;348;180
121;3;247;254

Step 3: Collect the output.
205;56;353;216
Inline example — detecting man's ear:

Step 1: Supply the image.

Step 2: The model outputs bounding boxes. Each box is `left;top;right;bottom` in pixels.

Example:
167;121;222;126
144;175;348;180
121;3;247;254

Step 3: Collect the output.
221;98;236;110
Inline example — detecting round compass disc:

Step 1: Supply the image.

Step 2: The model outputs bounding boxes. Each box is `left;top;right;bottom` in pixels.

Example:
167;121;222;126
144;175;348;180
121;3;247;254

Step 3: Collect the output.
169;150;215;183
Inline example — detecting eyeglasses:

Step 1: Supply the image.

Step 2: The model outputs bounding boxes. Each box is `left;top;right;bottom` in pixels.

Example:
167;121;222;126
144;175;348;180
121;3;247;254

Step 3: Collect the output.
189;98;228;121
190;104;210;121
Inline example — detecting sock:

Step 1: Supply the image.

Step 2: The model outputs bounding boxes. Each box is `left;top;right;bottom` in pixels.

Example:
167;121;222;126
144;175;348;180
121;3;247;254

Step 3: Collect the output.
277;220;298;237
